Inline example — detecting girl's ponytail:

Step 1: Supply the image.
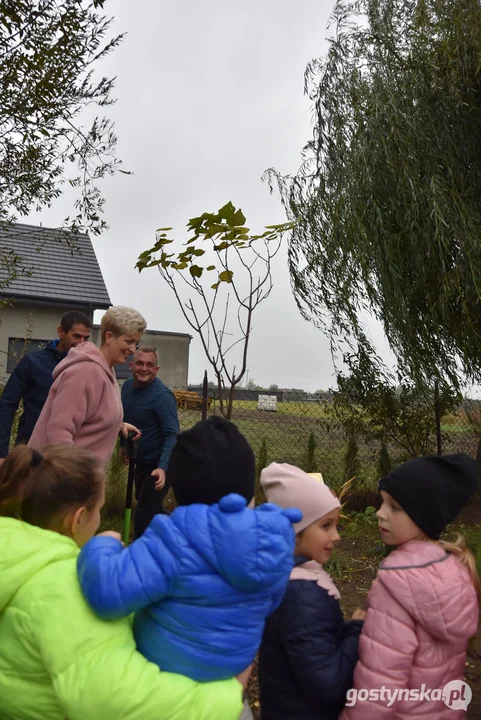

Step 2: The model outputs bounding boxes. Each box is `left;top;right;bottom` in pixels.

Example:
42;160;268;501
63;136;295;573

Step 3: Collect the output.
0;444;103;531
438;535;481;604
0;445;37;514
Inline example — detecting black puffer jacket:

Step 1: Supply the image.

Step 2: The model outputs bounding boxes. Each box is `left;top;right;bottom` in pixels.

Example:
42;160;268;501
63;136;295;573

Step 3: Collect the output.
259;556;363;719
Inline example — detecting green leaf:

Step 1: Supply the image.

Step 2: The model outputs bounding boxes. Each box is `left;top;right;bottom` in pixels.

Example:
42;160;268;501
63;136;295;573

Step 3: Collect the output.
192;248;206;256
156;227;173;232
206;265;216;271
218;202;236;221
189;265;203;278
231;209;246;225
219;270;234;283
214;241;229;251
204;223;227;236
211;282;220;290
264;223;293;230
187;216;205;229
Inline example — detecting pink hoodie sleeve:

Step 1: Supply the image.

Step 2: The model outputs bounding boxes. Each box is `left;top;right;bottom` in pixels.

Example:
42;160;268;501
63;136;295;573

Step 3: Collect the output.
43;365;102;446
340;579;418;719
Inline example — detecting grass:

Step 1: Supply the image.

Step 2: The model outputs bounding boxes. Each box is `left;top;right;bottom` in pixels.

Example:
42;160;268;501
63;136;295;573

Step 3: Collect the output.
189;404;382;492
97;400;480;532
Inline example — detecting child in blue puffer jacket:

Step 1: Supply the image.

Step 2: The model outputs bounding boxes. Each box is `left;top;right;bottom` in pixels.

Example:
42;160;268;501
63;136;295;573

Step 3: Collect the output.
77;416;301;684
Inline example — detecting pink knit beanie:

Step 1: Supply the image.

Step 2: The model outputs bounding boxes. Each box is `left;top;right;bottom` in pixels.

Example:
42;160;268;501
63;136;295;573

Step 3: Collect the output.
260;462;340;534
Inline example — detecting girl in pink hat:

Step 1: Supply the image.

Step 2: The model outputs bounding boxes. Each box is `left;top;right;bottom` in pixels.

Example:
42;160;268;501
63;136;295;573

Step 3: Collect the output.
259;463;364;720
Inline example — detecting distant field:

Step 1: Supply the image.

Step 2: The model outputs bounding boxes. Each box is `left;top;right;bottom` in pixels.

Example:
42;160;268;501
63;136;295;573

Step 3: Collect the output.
180;400;383;491
177;399;479;487
101;400;480;533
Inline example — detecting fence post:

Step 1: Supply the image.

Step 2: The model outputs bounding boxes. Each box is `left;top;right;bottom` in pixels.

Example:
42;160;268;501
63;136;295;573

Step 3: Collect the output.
434;380;442;455
201;370;208;421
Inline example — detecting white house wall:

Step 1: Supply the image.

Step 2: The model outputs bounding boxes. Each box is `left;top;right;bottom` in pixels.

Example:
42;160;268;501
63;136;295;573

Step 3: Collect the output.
0;302;92;377
90;327;190;388
0;305;190;389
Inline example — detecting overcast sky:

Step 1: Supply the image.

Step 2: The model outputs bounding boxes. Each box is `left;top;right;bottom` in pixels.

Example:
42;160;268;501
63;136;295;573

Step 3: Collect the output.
27;0;393;391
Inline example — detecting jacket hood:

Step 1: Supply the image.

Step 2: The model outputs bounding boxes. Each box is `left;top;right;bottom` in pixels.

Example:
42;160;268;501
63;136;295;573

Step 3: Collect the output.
0;517;78;611
377;540;479;642
173;494;297;592
45;338;67;357
52;341;115;384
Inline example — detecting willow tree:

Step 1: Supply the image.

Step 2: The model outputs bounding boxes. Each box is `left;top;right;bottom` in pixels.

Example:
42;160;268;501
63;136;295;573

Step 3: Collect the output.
268;0;481;387
0;1;124;235
0;1;123;295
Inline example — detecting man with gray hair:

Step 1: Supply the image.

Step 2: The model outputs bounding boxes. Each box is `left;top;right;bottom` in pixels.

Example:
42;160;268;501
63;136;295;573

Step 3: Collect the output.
120;346;179;538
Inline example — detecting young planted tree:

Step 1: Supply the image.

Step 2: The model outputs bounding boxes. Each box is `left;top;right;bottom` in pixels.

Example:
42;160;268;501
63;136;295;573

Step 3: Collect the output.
344;424;360;482
136;202;293;419
378;443;392;478
267;0;481;388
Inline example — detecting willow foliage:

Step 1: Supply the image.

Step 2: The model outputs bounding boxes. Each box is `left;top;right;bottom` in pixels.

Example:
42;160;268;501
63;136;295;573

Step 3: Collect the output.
270;0;481;386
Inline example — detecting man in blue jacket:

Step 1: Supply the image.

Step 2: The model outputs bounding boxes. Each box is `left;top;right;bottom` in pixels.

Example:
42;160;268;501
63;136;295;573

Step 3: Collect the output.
0;310;92;464
120;346;180;538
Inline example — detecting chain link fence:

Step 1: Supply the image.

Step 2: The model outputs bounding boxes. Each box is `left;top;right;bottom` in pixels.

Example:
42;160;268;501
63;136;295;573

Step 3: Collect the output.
174;384;481;504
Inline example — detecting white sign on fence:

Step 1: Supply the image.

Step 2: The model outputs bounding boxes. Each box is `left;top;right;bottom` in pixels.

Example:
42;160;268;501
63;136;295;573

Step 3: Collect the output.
258;394;277;412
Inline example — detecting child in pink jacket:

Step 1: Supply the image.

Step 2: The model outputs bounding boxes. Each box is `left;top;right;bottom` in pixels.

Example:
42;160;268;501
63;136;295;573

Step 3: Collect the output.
341;454;480;720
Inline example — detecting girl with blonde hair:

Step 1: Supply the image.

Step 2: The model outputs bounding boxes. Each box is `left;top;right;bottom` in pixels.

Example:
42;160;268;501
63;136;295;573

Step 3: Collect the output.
341;454;480;720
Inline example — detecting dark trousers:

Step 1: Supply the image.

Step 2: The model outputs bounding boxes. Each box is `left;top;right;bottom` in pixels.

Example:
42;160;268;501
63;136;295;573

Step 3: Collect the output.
133;459;171;539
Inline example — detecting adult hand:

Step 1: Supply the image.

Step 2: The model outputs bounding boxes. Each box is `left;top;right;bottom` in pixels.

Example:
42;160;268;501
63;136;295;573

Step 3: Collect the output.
151;468;166;491
120;422;141;441
119;447;129;466
352;608;366;621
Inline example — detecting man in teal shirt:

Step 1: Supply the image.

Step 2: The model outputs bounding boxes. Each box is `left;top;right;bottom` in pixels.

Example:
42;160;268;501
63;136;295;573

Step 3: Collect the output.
120;346;179;538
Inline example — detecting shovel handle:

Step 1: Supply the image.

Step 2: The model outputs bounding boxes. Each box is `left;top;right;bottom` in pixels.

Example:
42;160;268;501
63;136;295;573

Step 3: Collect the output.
126;430;140;460
123;431;140;546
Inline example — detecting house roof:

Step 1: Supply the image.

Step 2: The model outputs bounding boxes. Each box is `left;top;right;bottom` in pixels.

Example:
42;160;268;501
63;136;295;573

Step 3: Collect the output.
0;223;111;309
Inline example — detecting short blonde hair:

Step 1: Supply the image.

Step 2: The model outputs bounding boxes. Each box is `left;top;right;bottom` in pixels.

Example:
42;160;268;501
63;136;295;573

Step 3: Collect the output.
100;306;146;343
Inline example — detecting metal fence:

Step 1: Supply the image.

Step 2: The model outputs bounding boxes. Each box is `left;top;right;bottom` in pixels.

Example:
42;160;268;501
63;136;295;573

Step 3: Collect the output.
171;380;481;498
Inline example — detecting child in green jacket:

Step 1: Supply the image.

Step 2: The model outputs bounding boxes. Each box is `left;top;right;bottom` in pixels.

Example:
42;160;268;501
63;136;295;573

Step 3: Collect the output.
0;444;245;720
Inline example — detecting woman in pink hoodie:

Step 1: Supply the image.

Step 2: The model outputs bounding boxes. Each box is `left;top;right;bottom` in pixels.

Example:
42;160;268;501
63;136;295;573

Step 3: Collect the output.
29;306;146;467
341;454;480;720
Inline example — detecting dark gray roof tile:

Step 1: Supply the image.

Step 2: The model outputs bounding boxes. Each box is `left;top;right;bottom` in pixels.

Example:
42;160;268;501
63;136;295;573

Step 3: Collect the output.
0;223;111;308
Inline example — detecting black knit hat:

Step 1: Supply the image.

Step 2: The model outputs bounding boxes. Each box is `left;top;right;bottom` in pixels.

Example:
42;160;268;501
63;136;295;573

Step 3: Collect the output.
167;415;255;506
378;454;479;540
